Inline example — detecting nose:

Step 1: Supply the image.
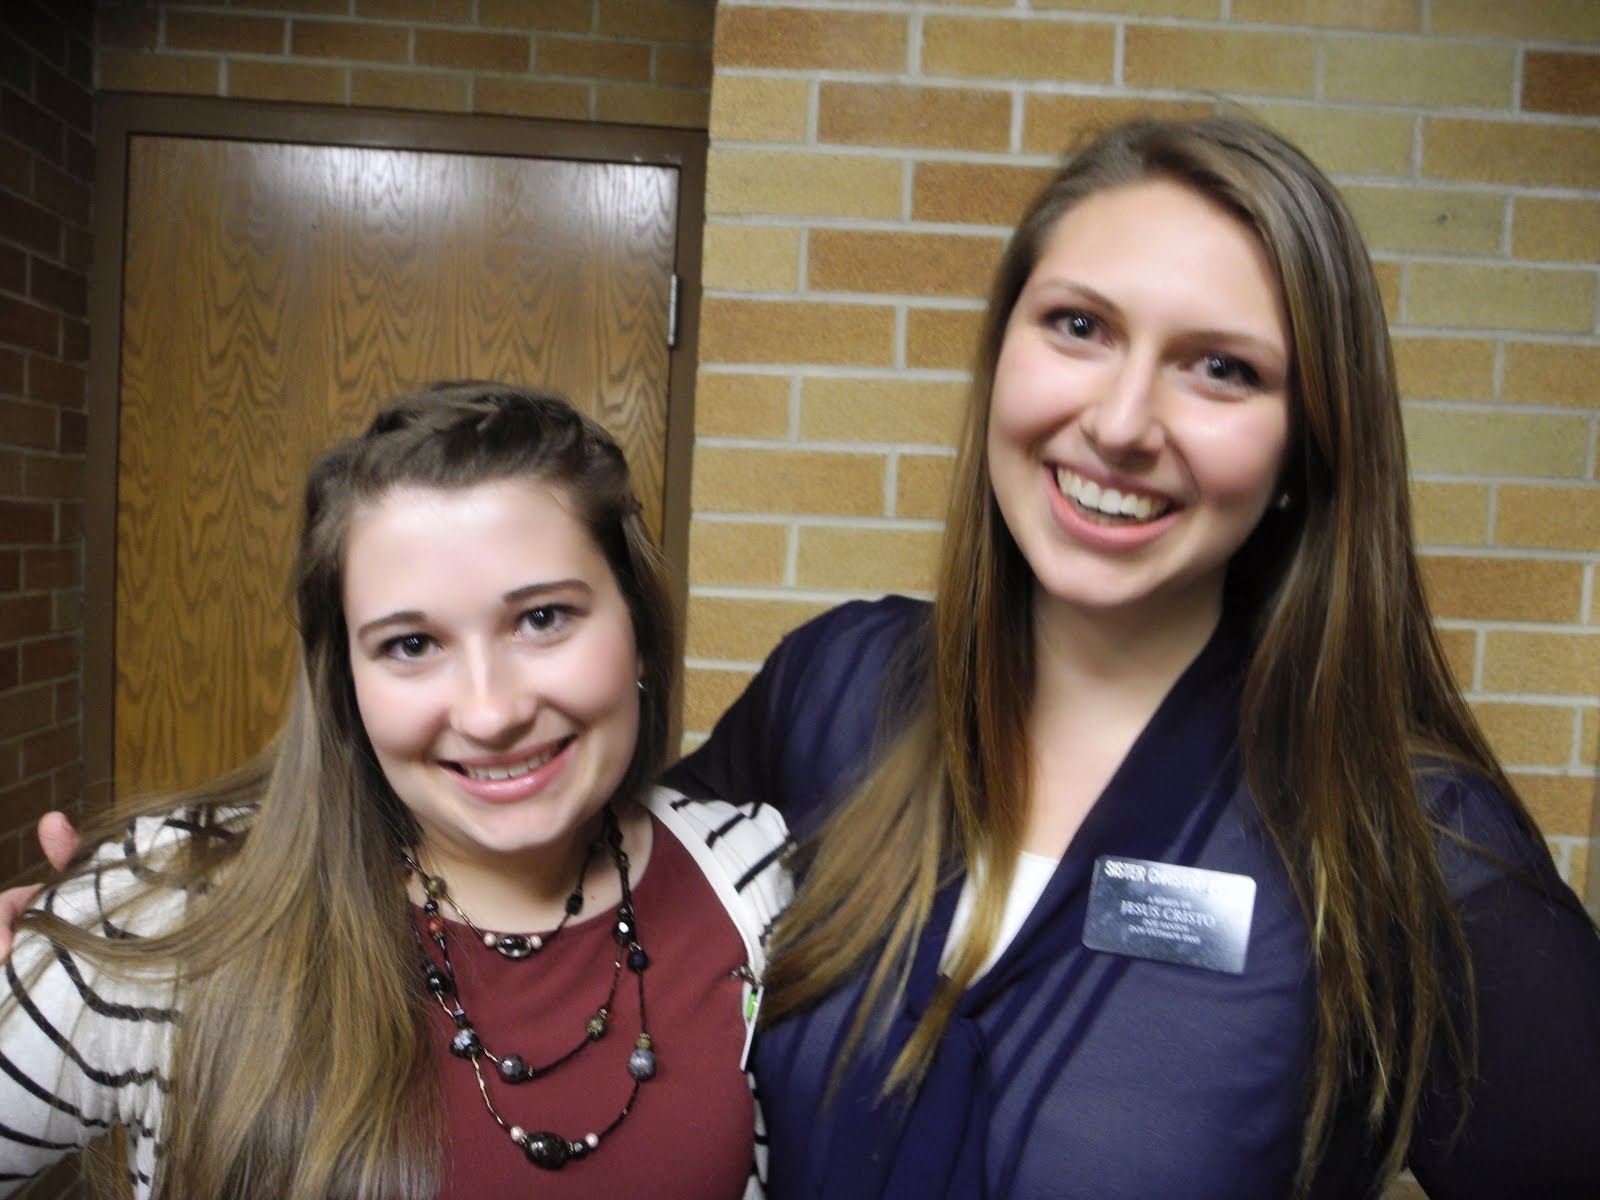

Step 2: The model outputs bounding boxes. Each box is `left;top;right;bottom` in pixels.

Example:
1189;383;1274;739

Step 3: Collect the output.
450;643;536;744
1081;350;1165;462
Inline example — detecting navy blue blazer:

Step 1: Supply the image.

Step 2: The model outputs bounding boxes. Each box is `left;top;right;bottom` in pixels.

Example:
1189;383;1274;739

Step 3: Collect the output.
665;596;1600;1199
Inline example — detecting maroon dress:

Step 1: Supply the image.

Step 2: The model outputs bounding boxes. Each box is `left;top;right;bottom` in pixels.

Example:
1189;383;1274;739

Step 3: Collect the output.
419;815;755;1199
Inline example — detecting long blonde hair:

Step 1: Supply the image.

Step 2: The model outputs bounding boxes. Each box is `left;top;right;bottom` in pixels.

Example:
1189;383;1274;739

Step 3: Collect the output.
761;116;1541;1193
16;382;678;1198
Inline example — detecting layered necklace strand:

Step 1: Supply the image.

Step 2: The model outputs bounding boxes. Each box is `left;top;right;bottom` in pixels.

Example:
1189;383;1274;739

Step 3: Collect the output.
407;808;657;1170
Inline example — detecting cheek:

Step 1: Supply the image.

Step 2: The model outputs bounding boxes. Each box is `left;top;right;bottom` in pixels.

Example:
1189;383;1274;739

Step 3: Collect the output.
1190;413;1290;505
349;667;422;760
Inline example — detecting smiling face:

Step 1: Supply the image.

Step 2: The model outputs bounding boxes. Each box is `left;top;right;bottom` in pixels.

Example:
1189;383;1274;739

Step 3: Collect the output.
986;179;1292;633
343;479;641;878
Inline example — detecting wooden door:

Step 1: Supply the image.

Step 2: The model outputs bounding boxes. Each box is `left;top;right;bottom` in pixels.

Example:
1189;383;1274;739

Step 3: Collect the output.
113;134;679;793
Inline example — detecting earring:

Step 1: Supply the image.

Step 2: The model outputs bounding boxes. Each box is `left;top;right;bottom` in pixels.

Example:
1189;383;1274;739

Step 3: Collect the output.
636;679;646;694
1273;491;1292;511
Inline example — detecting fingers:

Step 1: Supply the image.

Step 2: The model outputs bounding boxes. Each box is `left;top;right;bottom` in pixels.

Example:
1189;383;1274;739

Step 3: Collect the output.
38;810;80;872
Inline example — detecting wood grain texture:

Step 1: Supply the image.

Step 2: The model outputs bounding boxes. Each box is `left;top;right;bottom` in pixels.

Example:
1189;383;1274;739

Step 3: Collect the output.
115;136;676;792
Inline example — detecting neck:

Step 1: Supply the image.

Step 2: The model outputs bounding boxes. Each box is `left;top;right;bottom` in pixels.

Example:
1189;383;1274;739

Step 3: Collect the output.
408;800;650;932
1030;585;1222;724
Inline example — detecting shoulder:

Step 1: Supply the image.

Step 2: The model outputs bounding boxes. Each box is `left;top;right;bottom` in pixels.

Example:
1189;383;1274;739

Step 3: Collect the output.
645;786;792;923
1419;765;1568;903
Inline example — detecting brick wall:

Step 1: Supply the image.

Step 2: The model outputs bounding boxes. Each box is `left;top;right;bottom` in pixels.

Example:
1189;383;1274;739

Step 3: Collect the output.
690;0;1600;904
94;0;714;125
0;3;93;893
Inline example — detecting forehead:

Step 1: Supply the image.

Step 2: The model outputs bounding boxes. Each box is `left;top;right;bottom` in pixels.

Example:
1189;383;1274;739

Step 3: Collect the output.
341;480;613;598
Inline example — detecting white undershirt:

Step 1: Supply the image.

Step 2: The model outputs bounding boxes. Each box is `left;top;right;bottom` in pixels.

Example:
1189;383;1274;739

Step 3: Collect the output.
940;850;1060;980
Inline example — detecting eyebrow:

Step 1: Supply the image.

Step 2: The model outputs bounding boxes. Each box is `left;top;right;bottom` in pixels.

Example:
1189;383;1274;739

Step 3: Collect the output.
352;579;594;640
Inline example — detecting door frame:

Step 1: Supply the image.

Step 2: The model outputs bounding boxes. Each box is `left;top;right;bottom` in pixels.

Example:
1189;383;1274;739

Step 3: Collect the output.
84;93;706;806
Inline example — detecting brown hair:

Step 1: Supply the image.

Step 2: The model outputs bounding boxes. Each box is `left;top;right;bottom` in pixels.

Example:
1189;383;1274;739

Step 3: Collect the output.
760;115;1537;1193
14;382;677;1198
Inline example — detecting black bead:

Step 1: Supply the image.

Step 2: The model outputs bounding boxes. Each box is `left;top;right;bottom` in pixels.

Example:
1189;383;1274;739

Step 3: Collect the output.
498;1054;528;1083
424;967;451;995
523;1131;571;1170
613;917;633;943
422;899;439;916
627;945;649;972
497;933;533;959
450;1027;482;1059
564;892;583;916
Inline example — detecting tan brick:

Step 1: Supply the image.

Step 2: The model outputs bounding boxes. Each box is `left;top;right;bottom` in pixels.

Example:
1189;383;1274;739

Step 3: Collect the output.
702;223;801;292
1423;119;1600;190
685;595;830;661
1567;842;1591;900
98;50;222;96
819;83;1011;153
717;6;906;71
594;84;708;128
1324;38;1512;107
656;43;712;89
357;0;473;21
351;68;470;113
1393;337;1496;403
96;7;158;49
800;378;966;445
709;74;809;143
897;453;958;520
167;12;285;56
707;149;901;219
1034;0;1213;11
1232;0;1420;28
1124;27;1316;97
906;307;984;371
690;446;887;516
913;161;1054;227
599;0;715;43
227;59;346;104
415;29;531;72
682;665;757;736
1024;95;1216;156
1250;105;1416;177
1494;485;1600;552
1473;702;1580;768
1342;186;1503;256
1435;625;1477;691
1583;708;1599;768
1373;260;1401;324
237;0;349;12
1422;555;1585;623
474;77;590;120
1433;0;1600;40
1513;772;1597;839
688;520;789;587
538;36;652;82
694;373;791;439
480;0;591;33
1513;197;1600;264
1523;51;1600;118
1411;481;1490;546
1504;343;1600;411
1407;264;1593;335
808;230;1003;300
701;298;897;368
922;17;1114;84
1481;631;1600;696
1403;408;1591;477
795;525;941;593
290;19;409;63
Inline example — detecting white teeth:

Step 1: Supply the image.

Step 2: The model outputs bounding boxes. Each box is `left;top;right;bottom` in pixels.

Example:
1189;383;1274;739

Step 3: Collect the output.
1054;469;1168;522
460;745;560;781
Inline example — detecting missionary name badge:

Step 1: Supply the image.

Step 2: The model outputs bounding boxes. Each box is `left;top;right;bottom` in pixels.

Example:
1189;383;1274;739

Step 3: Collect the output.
1083;855;1256;975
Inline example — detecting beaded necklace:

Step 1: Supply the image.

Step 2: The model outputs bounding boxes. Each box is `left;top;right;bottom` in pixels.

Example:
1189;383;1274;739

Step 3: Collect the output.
407;808;656;1170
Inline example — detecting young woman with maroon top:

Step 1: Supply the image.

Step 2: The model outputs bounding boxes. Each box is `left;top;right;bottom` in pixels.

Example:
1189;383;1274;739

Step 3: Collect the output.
0;383;790;1199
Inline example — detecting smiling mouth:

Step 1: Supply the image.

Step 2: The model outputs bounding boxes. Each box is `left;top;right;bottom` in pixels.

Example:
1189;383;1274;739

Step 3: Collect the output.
1054;468;1172;524
448;739;571;781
